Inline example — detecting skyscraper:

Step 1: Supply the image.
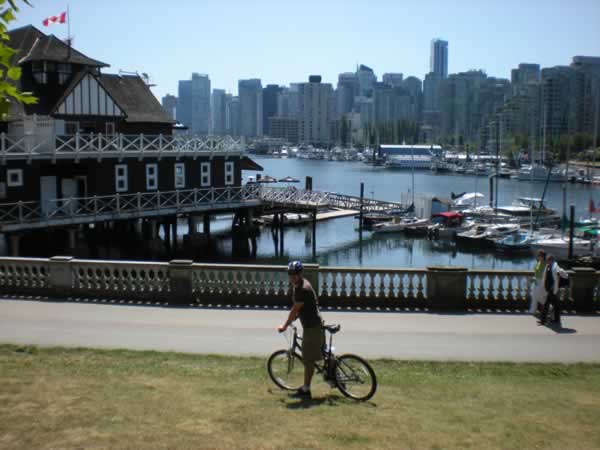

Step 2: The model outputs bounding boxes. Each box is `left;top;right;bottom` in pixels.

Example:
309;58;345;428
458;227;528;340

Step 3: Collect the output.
238;79;263;137
211;89;227;135
191;73;211;135
337;72;358;117
226;95;240;137
263;84;282;135
356;64;376;97
298;75;333;145
161;94;177;120
430;39;448;79
382;73;404;88
177;80;192;129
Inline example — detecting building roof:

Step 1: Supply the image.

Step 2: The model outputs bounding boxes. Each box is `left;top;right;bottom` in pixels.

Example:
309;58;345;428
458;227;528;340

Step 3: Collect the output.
99;74;173;123
8;25;108;67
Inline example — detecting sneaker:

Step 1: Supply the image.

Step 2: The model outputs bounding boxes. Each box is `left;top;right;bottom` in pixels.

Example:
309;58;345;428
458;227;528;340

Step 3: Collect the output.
290;389;311;400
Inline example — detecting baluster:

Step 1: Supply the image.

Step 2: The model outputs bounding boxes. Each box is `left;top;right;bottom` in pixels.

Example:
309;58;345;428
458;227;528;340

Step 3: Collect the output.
506;275;515;302
467;274;475;301
486;275;495;301
407;272;415;299
477;275;485;301
378;272;386;298
358;272;366;298
368;272;376;298
339;272;347;298
417;272;425;300
320;272;329;298
398;274;406;300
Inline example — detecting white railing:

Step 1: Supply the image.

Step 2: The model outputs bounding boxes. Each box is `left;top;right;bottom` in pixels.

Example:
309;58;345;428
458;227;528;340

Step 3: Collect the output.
0;257;50;292
0;133;244;161
0;185;261;226
319;267;427;303
0;256;597;310
71;259;170;299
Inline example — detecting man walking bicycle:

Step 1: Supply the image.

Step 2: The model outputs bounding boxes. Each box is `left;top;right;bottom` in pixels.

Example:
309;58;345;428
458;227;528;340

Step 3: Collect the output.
278;261;325;400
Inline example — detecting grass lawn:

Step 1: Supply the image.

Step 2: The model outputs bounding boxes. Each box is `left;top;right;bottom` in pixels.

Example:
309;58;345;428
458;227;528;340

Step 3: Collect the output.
0;345;599;450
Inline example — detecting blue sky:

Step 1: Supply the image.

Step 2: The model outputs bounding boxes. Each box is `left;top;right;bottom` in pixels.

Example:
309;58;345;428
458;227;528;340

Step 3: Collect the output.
11;0;600;100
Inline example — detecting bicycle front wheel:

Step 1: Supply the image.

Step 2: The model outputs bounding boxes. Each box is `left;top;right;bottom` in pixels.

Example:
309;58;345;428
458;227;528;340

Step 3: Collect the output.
334;354;377;401
267;349;304;391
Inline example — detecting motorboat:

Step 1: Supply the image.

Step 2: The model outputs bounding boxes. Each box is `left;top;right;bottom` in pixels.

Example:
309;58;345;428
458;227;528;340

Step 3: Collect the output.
495;231;535;253
452;192;485;209
428;212;474;239
530;237;594;259
483;223;521;245
372;217;430;234
456;224;491;246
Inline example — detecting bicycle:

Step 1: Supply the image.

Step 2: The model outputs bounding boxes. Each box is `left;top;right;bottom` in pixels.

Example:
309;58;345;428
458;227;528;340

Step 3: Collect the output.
267;323;377;401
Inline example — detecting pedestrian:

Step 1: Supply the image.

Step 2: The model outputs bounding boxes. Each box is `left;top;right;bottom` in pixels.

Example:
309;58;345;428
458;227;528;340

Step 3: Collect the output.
529;250;547;315
278;260;325;400
538;254;561;327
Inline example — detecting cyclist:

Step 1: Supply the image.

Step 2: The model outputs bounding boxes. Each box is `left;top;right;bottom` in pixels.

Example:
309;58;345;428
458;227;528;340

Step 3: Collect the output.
278;260;325;399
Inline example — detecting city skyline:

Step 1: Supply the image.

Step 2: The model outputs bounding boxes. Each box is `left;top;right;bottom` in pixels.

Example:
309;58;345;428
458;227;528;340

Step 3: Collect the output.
10;0;600;100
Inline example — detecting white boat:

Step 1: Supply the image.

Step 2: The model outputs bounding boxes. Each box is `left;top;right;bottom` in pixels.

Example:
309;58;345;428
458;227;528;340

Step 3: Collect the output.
384;155;432;170
372;217;429;234
428;212;475;238
530;237;593;259
517;164;566;182
452;192;485;209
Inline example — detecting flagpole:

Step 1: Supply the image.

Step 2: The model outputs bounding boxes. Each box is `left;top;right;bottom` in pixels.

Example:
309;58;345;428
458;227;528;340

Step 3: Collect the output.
67;4;71;60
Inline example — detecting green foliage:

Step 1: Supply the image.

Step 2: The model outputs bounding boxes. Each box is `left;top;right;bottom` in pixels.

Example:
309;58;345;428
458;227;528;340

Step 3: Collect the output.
0;0;37;120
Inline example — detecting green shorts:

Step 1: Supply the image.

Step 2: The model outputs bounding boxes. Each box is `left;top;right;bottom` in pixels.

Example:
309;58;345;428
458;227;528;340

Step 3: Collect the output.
302;325;325;365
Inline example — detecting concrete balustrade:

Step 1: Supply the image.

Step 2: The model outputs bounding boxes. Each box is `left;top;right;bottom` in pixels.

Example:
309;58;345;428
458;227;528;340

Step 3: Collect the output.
0;256;598;312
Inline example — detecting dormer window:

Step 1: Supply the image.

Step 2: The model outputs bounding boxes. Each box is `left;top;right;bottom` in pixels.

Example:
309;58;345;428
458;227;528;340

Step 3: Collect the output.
57;63;72;85
32;61;47;84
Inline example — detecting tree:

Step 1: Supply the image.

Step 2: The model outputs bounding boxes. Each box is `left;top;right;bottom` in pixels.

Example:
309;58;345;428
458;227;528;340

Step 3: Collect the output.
0;0;37;120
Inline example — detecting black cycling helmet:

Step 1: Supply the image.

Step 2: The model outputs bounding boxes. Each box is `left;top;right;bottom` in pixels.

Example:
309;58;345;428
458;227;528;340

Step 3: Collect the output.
287;260;304;275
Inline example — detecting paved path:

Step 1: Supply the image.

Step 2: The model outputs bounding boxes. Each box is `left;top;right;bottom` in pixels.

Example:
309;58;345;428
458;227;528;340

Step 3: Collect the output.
1;298;600;362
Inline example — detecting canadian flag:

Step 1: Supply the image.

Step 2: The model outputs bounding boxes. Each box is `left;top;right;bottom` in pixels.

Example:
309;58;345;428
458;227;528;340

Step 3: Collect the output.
43;12;67;26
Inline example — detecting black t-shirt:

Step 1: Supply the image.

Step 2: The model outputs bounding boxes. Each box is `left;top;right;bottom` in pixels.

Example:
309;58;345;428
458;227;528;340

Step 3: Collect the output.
292;279;322;329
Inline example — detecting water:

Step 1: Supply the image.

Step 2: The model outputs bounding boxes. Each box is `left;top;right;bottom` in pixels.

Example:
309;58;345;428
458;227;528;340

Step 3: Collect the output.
223;156;599;270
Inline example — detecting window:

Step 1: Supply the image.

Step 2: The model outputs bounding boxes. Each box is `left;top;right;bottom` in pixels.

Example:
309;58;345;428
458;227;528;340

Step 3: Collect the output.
57;63;72;85
115;164;128;192
200;162;211;187
146;164;158;190
174;163;185;189
6;169;23;187
32;61;48;85
225;161;235;186
65;122;79;135
105;122;115;135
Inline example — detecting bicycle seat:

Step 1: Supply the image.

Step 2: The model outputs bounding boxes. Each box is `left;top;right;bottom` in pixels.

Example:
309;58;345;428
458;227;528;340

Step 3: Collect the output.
324;324;341;334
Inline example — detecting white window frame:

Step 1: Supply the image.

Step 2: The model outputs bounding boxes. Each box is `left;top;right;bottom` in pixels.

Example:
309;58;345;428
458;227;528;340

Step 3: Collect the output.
200;162;211;187
6;169;23;187
146;164;158;190
115;164;128;192
225;161;235;186
174;163;185;189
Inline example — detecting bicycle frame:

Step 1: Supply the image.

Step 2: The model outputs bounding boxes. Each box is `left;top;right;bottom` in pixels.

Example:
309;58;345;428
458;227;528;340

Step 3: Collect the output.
286;324;335;380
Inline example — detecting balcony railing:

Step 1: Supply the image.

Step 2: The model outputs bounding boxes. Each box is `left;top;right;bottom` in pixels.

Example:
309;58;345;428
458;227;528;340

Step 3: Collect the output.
0;133;244;162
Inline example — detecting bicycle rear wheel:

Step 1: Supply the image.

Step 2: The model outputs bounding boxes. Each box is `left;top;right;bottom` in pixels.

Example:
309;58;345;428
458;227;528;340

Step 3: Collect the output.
267;350;304;391
334;354;377;401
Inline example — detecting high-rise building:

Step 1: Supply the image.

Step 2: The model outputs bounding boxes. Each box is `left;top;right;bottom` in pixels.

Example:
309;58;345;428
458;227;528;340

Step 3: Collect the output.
336;72;358;117
211;89;227;135
541;66;578;140
191;73;211;135
297;75;333;145
423;72;442;112
177;80;192;129
238;79;263;137
430;39;448;79
226;95;240;137
382;73;404;88
263;84;282;135
161;94;177;120
356;64;376;97
570;56;600;136
403;76;423;122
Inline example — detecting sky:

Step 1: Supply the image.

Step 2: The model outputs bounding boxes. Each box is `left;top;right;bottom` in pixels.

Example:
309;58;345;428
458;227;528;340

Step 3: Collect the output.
11;0;600;101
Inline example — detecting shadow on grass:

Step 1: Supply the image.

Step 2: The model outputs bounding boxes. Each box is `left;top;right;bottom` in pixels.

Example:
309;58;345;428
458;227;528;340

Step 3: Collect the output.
283;393;377;410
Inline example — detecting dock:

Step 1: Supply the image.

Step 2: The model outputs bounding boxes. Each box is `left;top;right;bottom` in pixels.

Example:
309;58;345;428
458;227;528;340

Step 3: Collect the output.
316;208;359;221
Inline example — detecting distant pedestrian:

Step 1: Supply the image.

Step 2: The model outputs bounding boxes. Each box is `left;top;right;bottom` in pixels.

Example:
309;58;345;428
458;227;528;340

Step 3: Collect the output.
529;250;547;315
538;254;561;327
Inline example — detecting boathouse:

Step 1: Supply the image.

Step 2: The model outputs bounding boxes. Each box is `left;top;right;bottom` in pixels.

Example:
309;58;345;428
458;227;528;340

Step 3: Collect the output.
0;25;262;254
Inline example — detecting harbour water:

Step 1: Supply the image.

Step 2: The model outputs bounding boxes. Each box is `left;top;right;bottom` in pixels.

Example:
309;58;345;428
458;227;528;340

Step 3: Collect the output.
213;156;598;270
